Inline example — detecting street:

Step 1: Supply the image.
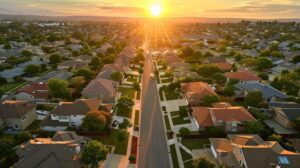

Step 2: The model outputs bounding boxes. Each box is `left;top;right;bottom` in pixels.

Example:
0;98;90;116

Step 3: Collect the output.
137;36;171;168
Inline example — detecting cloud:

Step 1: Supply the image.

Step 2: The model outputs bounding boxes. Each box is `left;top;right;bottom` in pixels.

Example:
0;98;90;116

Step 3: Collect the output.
207;2;300;14
98;6;145;13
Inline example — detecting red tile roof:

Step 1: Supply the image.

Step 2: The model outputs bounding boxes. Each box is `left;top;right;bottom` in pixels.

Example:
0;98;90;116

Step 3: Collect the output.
225;71;261;81
213;62;232;71
192;107;214;127
192;106;255;126
17;82;48;99
181;82;216;105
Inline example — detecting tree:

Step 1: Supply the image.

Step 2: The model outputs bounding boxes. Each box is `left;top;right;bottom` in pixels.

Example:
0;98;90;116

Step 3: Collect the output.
292;55;300;64
75;68;95;81
47;78;71;99
115;97;135;115
129;155;136;163
179;127;190;136
117;130;128;143
82;140;108;168
223;85;235;97
201;94;219;107
133;82;140;91
49;53;62;64
69;76;86;89
196;65;221;78
193;157;216;168
268;134;283;142
0;138;15;158
24;64;41;76
256;57;273;71
21;50;32;57
89;56;103;71
181;46;194;57
118;118;132;129
81;110;111;131
110;72;123;82
244;90;263;108
3;43;11;49
212;73;226;85
16;131;31;144
244;120;264;134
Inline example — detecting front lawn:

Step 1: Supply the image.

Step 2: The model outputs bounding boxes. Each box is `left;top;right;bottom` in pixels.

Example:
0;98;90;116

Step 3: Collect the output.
180;147;193;161
118;87;136;99
171;111;180;117
171;116;191;125
164;91;181;101
0;82;27;93
115;108;132;118
127;77;137;83
181;139;210;150
95;129;129;154
184;160;193;168
170;144;180;168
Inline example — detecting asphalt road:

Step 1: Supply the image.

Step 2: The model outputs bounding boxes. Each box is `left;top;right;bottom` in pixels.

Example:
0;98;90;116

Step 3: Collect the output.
137;49;171;168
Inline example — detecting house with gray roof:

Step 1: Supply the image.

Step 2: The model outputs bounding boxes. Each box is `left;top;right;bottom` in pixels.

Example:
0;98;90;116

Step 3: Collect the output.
15;131;89;168
235;83;288;102
268;102;300;130
82;78;118;103
0;100;36;130
40;99;101;131
210;134;300;168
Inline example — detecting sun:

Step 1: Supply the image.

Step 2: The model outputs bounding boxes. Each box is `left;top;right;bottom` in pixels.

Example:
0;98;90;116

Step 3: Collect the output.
150;4;162;17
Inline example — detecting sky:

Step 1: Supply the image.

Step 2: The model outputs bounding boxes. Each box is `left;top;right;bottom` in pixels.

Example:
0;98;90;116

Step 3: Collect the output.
0;0;300;19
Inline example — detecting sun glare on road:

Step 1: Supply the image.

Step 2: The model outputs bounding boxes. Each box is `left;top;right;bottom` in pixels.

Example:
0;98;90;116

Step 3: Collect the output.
150;4;162;17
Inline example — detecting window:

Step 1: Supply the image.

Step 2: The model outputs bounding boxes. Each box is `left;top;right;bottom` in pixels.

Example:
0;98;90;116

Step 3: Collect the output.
15;124;18;128
73;115;76;117
22;116;26;120
278;156;290;164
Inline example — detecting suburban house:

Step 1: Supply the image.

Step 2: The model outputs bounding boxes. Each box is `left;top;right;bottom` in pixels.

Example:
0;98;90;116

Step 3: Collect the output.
58;60;87;70
81;78;118;104
225;71;261;84
213;62;232;72
268;102;300;129
192;103;256;132
40;99;101;131
0;100;36;130
181;82;216;106
234;83;288;102
15;82;49;102
210;134;300;168
97;63;127;79
15;131;89;168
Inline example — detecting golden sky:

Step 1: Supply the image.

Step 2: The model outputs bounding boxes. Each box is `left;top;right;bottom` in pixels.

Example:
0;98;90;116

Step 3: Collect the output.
0;0;300;19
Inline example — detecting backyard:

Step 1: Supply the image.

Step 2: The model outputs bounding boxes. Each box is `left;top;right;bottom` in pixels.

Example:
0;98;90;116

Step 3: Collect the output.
181;139;210;150
95;129;129;154
118;86;136;99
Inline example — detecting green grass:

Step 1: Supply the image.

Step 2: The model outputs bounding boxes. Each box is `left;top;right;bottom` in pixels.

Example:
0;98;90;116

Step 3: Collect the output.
184;160;193;168
118;87;136;99
134;110;140;126
95;129;129;155
181;139;210;150
171;111;180;117
170;144;180;168
25;120;41;131
161;78;173;84
164;91;181;101
164;115;171;131
0;82;27;93
127;77;137;83
171;116;191;125
180;147;193;161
